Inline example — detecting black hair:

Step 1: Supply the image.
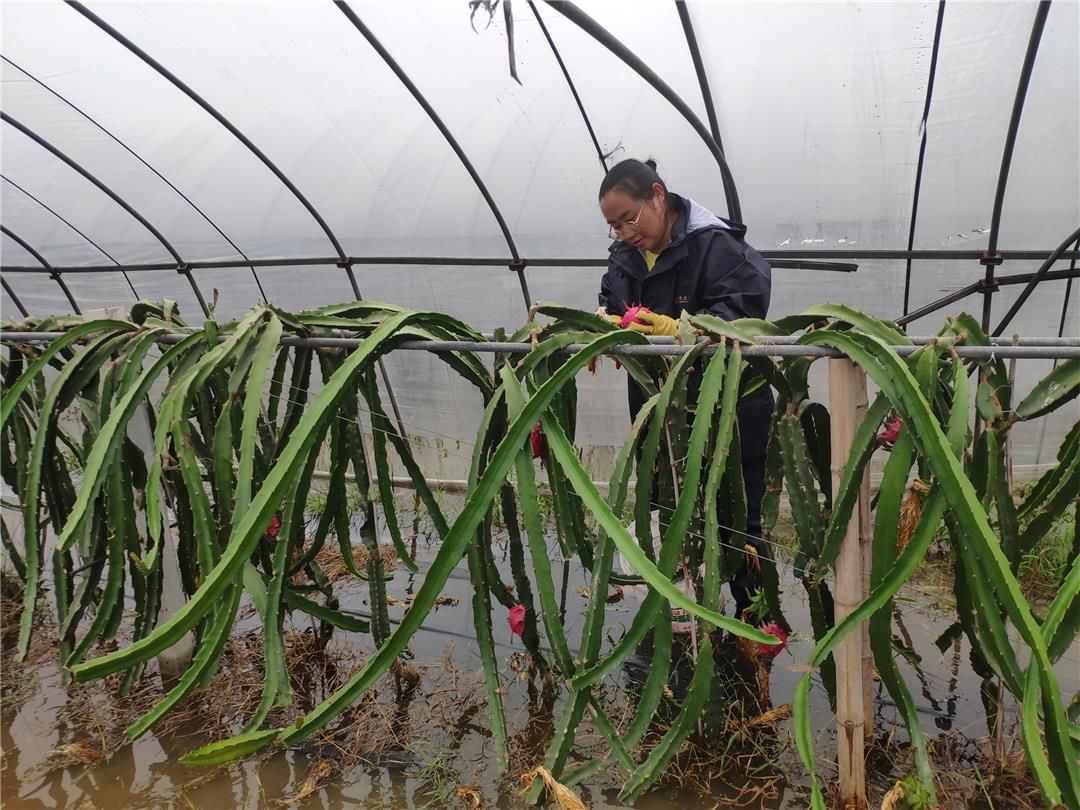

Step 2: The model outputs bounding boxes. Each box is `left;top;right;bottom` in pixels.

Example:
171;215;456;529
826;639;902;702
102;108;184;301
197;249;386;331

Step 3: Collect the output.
598;158;675;210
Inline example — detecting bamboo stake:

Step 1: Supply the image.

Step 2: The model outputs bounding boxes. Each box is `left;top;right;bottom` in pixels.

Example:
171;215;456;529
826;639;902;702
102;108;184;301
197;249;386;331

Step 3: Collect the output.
829;358;868;807
855;375;874;742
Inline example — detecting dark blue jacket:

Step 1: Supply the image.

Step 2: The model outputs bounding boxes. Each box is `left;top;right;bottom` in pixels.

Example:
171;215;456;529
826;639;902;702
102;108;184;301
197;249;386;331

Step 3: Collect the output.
598;194;772;322
599;194;774;516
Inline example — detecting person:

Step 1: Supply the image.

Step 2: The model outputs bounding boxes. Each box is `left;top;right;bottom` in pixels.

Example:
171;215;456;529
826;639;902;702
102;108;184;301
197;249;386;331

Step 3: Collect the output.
597;158;773;621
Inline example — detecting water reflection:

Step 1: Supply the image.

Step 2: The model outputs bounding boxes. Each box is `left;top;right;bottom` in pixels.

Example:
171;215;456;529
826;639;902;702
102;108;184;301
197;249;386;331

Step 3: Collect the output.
3;546;1078;809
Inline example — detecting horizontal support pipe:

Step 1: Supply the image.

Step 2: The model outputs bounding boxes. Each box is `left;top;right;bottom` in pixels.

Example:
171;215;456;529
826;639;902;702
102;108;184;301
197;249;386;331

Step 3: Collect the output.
3;331;1078;359
4;250;1080;276
6;327;1071;348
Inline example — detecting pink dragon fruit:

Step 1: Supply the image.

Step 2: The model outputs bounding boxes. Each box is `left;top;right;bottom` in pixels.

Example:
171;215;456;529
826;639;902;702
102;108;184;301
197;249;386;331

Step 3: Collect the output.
756;621;789;660
508;604;526;637
264;512;282;540
878;415;903;447
619;305;651;329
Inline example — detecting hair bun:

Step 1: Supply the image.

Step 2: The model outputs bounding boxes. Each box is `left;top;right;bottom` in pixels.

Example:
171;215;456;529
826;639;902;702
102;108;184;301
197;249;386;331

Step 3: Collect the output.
644;158;657;171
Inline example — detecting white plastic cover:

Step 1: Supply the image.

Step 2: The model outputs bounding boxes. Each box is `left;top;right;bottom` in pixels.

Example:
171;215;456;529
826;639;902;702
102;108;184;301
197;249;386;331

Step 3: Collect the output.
1;1;1077;463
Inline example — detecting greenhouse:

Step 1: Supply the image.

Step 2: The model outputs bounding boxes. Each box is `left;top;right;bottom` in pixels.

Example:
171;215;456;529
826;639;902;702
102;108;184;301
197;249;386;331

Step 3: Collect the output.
1;1;1077;808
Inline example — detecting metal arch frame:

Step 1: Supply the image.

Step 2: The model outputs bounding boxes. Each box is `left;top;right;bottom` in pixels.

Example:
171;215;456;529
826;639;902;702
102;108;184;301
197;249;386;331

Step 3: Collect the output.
545;0;742;223
981;0;1051;332
527;0;608;174
1;277;30;319
901;0;947;318
1;173;140;299
66;2;347;258
1;56;266;303
1;225;82;313
332;0;532;313
2;2;1070;328
674;0;736;219
0;111;211;318
65;0;413;438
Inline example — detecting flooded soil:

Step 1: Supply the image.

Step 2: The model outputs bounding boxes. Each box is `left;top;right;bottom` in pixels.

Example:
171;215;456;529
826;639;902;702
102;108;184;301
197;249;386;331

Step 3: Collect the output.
2;515;1077;809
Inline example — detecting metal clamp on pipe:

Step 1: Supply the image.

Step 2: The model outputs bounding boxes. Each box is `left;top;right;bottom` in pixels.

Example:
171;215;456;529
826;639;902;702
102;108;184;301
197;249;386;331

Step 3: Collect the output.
979;250;1003;268
509;258;527;274
175;262;190;275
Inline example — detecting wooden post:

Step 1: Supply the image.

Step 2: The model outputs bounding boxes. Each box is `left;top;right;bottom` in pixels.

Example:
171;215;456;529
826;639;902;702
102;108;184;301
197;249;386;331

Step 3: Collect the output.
829;358;868;807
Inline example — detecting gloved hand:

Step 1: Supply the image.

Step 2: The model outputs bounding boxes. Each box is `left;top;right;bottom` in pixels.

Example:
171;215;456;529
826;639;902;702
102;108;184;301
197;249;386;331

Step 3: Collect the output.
626;310;679;336
605;313;623;327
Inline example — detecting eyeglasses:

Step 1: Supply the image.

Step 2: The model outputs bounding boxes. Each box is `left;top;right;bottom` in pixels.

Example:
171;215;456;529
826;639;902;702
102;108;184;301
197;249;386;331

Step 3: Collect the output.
608;200;648;241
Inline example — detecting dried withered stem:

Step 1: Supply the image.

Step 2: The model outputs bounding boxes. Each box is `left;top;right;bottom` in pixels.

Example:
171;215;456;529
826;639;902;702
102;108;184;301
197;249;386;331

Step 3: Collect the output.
519;765;587;810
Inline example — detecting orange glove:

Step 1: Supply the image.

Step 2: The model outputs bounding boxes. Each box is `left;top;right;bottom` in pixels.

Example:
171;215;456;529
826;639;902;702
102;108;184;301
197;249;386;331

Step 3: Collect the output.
626;310;679;336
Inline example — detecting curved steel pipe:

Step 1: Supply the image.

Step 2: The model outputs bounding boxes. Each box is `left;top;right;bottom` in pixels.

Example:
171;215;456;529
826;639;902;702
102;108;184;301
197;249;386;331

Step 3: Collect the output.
982;0;1051;330
902;0;947;317
674;1;736;219
1;112;210;317
333;0;532;313
527;1;608;173
1056;239;1078;342
1;173;139;299
1;277;29;319
546;0;741;222
63;0;403;382
67;1;349;267
897;267;1079;326
1;225;81;313
0;56;264;302
2;112;182;264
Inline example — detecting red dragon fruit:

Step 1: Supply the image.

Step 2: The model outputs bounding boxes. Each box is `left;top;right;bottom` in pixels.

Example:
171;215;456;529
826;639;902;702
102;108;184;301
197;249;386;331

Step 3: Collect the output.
619;305;651;329
264;512;282;540
530;422;546;459
878;415;903;447
508;604;526;637
756;621;789;660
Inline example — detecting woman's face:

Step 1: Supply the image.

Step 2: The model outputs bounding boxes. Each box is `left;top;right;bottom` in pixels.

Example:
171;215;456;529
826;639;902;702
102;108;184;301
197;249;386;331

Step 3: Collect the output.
600;183;666;252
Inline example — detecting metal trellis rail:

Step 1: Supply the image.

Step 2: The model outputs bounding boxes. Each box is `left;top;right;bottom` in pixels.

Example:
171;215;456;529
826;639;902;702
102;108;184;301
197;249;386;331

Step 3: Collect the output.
2;330;1078;360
